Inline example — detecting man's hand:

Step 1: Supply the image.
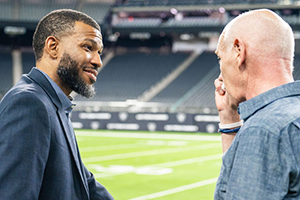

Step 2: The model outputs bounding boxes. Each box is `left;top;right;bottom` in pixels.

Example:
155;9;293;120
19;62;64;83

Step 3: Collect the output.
215;74;241;153
214;74;240;124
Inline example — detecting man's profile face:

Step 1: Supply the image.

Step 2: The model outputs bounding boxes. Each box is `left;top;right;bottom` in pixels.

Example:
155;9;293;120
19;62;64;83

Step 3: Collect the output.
57;53;96;98
56;21;103;98
215;32;238;102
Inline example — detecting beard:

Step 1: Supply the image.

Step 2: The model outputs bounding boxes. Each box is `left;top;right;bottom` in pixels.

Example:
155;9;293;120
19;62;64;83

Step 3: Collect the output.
57;53;96;99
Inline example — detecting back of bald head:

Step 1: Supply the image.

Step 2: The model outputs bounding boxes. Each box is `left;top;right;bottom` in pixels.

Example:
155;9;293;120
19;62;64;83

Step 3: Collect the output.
223;9;294;66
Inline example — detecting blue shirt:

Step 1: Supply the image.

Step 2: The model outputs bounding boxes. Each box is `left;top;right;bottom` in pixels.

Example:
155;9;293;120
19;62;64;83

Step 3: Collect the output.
214;81;300;200
36;68;77;145
36;68;75;115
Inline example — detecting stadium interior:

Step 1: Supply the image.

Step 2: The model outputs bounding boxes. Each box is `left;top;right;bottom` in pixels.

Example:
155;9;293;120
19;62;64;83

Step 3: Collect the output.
2;0;300;132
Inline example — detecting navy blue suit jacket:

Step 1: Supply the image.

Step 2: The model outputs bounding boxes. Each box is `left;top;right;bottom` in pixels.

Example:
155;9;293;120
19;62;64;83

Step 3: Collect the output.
0;68;113;200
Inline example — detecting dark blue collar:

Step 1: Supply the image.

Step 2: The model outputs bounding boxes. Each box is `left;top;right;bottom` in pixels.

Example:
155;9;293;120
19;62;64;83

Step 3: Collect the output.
35;68;75;114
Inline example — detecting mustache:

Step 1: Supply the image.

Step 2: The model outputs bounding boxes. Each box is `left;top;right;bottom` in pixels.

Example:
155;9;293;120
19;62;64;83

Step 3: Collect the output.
82;66;98;71
82;66;98;83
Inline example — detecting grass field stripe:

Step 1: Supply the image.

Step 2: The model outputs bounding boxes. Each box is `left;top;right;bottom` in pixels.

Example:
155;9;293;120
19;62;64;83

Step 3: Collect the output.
82;143;221;163
93;153;222;178
79;143;143;152
80;140;189;152
146;153;223;168
128;177;218;200
76;131;221;141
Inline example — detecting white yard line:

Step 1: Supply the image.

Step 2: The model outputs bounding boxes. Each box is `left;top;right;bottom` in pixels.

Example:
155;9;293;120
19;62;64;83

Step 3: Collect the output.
75;131;221;141
80;144;143;152
146;153;222;168
80;140;190;152
128;177;218;200
93;153;222;178
83;143;221;163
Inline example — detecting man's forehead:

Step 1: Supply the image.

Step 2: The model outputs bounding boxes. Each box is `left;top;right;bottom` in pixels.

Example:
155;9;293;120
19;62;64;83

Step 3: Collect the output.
215;31;226;55
74;21;102;38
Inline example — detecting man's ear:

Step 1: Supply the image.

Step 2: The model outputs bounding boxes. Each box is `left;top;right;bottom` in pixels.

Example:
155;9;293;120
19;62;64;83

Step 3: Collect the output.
45;36;59;59
234;38;246;70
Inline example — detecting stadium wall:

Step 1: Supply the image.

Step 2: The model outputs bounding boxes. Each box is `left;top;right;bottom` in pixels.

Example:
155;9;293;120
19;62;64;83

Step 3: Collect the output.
71;111;220;133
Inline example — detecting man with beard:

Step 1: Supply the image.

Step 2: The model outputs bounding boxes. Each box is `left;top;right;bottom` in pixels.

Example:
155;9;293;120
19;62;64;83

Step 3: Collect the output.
0;9;114;200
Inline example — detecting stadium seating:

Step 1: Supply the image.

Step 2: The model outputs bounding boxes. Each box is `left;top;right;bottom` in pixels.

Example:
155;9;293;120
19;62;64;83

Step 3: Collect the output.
115;0;277;7
150;51;218;104
293;54;300;80
163;17;223;27
113;18;162;28
20;4;65;22
76;51;190;101
3;51;300;109
0;1;111;24
22;52;35;74
0;51;13;97
174;63;220;112
0;3;13;20
80;3;112;24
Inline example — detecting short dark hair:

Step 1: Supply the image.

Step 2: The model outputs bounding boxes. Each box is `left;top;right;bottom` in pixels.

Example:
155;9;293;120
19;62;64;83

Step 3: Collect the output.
32;9;101;61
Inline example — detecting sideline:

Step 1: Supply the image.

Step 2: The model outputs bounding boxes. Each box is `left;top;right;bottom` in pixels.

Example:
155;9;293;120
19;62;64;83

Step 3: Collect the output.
128;177;218;200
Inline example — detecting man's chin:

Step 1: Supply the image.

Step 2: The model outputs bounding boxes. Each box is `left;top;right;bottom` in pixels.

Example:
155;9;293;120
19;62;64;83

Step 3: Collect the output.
84;77;96;85
81;85;96;99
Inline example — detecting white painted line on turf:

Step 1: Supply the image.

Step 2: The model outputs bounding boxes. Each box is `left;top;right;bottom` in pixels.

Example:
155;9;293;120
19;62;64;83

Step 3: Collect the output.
80;140;189;152
83;143;221;163
128;177;218;200
145;140;188;146
89;165;173;176
75;131;221;141
80;143;142;152
91;153;222;178
145;153;222;168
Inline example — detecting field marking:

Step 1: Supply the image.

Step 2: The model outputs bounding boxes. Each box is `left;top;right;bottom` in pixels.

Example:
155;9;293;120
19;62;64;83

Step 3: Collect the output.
80;140;189;152
89;165;174;176
144;140;188;146
82;143;221;163
145;153;222;168
79;143;142;152
75;131;221;141
128;177;218;200
91;153;222;178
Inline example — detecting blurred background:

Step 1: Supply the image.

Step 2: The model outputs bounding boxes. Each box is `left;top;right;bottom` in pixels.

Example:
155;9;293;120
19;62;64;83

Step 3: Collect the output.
2;0;300;133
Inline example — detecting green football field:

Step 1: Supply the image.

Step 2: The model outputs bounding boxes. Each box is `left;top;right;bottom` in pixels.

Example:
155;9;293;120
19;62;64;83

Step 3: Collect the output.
75;129;222;200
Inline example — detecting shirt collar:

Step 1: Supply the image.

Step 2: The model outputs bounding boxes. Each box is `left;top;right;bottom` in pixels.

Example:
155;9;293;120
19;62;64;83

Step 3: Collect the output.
238;81;300;121
35;68;76;114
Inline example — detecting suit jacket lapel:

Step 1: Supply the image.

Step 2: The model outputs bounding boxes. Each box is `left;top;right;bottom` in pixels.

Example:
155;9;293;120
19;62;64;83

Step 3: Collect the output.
57;110;89;196
27;68;89;197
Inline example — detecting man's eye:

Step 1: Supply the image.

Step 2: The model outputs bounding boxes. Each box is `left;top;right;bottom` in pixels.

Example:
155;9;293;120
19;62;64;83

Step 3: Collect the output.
84;45;92;51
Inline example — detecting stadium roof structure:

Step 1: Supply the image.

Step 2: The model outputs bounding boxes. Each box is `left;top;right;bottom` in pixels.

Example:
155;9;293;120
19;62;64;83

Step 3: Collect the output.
113;0;300;12
1;0;300;47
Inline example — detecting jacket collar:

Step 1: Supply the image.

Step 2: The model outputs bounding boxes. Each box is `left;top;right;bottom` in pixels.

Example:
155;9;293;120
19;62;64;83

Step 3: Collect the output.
34;68;75;114
27;67;62;109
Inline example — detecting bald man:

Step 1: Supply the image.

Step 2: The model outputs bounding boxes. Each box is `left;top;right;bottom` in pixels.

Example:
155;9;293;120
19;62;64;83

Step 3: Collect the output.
214;9;300;199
